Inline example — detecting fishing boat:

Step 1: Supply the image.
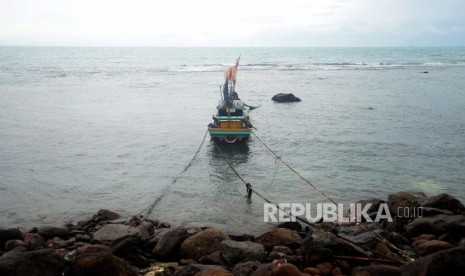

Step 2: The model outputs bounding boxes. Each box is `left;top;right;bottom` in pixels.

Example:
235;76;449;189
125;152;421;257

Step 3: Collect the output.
208;57;253;143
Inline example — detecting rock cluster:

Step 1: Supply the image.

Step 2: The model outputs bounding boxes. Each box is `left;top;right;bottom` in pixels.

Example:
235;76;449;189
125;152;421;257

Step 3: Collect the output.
271;93;301;103
1;192;465;275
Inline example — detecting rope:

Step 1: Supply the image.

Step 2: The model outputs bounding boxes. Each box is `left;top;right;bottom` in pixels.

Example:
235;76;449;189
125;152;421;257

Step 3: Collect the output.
251;130;413;263
139;129;209;217
252;131;338;205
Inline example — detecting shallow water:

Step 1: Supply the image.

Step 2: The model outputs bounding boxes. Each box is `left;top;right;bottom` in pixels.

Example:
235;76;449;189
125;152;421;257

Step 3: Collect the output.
1;47;465;234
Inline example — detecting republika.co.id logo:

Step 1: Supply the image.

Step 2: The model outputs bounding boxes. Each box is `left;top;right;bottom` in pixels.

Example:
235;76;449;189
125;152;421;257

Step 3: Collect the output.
264;203;423;223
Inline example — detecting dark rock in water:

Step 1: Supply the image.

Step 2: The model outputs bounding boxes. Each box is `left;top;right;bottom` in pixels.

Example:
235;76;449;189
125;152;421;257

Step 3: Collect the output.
414;239;455;256
271;93;301;103
406;214;465;238
255;228;302;250
277;222;302;232
402;247;465;276
232;261;261;276
0;228;23;250
180;228;229;261
421;193;465;215
220;240;266;266
97;209;122;220
421;71;429;73
152;227;191;257
38;225;69;239
351;264;401;276
0;248;65;276
72;244;136;276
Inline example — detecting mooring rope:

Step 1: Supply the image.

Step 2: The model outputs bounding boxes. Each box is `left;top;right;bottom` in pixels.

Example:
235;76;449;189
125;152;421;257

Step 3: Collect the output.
250;130;413;263
139;129;209;217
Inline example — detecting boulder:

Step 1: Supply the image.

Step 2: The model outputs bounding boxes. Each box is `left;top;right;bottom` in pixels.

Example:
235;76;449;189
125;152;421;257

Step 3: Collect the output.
172;264;226;276
414;240;454;256
421;193;465;215
231;261;261;276
139;262;180;276
180;228;229;260
0;248;65;276
199;250;226;265
97;209;122;220
195;267;233;276
401;247;465;276
0;228;24;250
316;262;333;275
271;93;301;103
405;214;465;237
72;244;136;276
92;224;144;245
220;240;266;266
271;263;305;275
38;225;69;239
153;227;191;257
255;228;302;250
351;264;401;276
23;233;46;250
387;191;426;214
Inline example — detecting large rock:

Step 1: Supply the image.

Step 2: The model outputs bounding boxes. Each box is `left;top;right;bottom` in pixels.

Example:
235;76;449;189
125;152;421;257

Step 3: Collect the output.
38;225;70;239
271;93;301;103
180;228;229;260
401;247;465;276
231;261;261;276
172;264;226;276
220;240;266;266
421;193;465;215
351;264;401;276
387;191;426;214
0;228;23;251
271;263;306;275
97;209;122;220
23;233;46;250
72;244;136;276
255;228;302;250
152;227;191;257
93;224;145;246
405;214;465;237
0;248;65;276
414;240;454;256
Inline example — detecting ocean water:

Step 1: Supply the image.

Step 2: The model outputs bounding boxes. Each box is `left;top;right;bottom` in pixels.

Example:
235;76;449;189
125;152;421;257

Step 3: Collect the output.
1;47;465;234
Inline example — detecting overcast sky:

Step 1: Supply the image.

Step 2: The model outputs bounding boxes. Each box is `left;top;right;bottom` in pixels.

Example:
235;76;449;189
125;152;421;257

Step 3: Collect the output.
0;0;464;47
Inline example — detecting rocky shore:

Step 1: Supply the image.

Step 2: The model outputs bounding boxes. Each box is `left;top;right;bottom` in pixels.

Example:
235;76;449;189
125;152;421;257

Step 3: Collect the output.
1;191;465;276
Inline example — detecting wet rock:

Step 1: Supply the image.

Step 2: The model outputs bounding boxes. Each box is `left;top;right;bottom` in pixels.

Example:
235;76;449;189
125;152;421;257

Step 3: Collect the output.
139;221;155;237
303;267;320;275
255;228;302;250
271;263;305;275
401;247;465;276
271;93;301;103
405;214;465;237
351;264;401;276
4;240;26;251
387;191;426;214
97;209;122;220
172;264;224;276
277;222;302;232
72;244;136;276
420;207;453;217
180;228;229;261
75;233;91;242
0;248;65;276
199;250;226;265
160;222;171;228
0;228;23;250
340;228;386;249
23;232;46;250
231;261;261;276
220;240;266;266
414;239;454;256
316;262;333;275
271;246;293;255
356;198;386;220
92;224;144;246
250;262;274;276
195;267;233;276
38;225;69;239
420;193;465;215
153;227;191;257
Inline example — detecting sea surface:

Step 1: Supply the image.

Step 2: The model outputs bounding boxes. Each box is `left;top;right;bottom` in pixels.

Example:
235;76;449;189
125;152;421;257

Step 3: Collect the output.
1;47;465;234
